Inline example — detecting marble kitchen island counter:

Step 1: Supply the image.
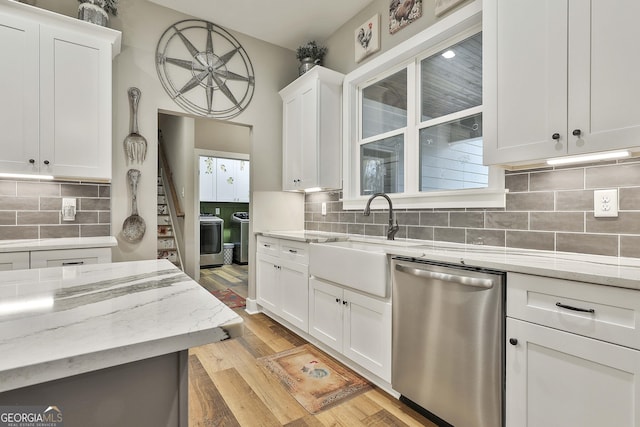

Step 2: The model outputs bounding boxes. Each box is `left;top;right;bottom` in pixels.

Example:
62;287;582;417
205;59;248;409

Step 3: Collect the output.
0;259;242;427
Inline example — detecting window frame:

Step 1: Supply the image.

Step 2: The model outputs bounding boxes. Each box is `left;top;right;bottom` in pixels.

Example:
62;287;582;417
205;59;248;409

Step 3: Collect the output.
341;0;505;210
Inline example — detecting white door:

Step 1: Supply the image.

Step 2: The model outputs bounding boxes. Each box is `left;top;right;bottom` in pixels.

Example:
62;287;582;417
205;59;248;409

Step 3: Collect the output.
0;13;39;174
199;156;216;202
342;290;392;382
299;81;318;188
308;277;343;352
282;93;302;190
235;160;250;202
256;254;279;313
483;0;568;165
39;24;112;180
216;158;236;202
279;260;309;333
506;318;640;427
567;0;640;156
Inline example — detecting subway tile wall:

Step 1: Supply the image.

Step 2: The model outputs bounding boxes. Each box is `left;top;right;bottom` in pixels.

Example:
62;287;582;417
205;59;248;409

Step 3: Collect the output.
304;158;640;258
0;179;111;240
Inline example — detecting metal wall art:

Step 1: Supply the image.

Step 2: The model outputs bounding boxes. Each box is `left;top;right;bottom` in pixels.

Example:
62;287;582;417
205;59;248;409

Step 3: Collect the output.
155;19;255;119
122;169;146;243
124;87;147;164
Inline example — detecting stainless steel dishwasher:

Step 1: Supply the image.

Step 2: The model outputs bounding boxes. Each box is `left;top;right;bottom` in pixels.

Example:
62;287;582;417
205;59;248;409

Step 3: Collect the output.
392;257;505;427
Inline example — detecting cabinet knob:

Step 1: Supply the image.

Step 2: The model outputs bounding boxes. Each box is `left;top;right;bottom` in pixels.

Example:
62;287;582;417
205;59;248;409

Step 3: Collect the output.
43;160;50;165
342;300;348;306
335;298;340;303
29;159;35;164
552;133;560;140
509;338;518;346
572;129;582;137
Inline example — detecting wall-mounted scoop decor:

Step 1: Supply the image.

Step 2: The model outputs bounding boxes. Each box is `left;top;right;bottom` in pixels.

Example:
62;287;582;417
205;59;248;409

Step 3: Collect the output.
122;169;146;243
124;87;147;164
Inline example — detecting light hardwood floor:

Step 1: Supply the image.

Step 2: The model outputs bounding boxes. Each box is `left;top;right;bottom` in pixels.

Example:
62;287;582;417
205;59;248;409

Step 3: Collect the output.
192;265;436;427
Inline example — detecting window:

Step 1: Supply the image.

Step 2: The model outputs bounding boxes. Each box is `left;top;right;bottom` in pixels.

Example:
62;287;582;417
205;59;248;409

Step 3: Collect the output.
342;2;504;210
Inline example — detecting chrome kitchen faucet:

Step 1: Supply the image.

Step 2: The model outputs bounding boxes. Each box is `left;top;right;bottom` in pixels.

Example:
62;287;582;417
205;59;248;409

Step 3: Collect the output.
363;193;400;240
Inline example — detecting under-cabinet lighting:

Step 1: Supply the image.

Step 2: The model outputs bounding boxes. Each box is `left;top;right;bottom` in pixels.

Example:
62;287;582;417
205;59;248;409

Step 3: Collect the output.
546;150;630;166
304;187;322;193
0;173;54;180
442;50;456;59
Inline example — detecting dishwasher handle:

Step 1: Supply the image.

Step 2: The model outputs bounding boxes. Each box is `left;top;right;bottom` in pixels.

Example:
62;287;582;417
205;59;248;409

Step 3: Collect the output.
395;263;495;289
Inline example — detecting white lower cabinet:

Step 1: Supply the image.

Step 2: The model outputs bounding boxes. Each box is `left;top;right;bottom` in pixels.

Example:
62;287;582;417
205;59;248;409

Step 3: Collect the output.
506;318;640;427
309;277;391;382
256;236;309;333
506;273;640;426
0;252;30;271
30;248;111;268
0;247;112;270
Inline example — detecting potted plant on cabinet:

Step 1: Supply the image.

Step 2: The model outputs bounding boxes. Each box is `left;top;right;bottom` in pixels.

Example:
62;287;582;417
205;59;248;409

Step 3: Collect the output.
78;0;118;27
296;40;327;76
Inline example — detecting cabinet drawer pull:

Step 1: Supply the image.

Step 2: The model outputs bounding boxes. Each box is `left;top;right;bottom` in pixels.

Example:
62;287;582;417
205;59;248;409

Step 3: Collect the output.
572;129;582;137
263;244;271;248
288;249;298;254
552;133;560;140
62;261;84;266
555;302;595;314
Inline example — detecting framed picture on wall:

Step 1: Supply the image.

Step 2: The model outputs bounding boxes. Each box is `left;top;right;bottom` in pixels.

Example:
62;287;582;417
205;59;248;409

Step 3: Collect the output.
435;0;466;16
389;0;422;34
355;14;381;63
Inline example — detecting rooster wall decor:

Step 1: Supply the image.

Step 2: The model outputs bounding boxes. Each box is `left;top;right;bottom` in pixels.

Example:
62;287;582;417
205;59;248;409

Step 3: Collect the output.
354;14;381;63
389;0;422;34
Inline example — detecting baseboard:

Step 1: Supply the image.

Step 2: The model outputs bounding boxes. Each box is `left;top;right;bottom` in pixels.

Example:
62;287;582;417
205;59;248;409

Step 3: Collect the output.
244;298;260;314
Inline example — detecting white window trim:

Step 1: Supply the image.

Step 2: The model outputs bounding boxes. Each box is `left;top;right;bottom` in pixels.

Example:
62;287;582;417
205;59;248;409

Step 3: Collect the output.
341;0;506;210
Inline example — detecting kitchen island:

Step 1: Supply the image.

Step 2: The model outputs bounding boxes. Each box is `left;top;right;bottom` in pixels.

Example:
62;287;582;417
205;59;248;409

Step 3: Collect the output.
0;259;242;427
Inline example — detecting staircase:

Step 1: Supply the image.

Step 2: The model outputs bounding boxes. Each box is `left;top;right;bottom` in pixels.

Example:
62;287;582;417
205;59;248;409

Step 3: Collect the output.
157;173;182;269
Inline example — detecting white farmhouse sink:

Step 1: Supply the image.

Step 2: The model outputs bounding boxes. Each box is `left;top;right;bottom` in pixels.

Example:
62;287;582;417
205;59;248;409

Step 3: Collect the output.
309;240;390;297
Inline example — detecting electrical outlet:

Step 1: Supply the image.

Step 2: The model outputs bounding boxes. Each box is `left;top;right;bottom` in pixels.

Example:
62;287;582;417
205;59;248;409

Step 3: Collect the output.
215;207;220;215
594;189;618;217
321;202;327;216
62;198;76;221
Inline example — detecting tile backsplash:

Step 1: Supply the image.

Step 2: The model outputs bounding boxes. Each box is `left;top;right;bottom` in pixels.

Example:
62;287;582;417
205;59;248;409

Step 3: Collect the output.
304;158;640;258
0;179;111;240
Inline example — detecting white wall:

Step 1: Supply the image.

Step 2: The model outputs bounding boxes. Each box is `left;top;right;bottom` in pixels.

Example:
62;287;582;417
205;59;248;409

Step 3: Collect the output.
194;120;251;153
29;0;305;298
323;0;470;74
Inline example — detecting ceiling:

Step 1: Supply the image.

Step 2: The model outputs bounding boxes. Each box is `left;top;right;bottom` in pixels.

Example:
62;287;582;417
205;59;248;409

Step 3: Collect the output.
148;0;374;51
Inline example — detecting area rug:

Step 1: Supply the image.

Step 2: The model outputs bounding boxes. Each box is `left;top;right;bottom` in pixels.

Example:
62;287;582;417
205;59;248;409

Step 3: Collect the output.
210;288;246;309
258;344;371;414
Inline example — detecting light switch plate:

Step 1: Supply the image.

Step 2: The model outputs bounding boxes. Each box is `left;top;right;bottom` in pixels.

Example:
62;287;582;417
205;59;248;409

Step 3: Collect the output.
321;202;327;216
594;189;618;217
62;198;76;221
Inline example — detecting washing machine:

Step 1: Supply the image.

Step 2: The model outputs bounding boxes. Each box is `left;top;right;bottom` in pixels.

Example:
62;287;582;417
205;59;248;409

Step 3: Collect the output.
230;212;249;264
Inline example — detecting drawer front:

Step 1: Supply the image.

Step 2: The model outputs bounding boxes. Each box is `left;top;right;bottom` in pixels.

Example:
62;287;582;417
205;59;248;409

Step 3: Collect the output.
30;248;111;268
507;272;640;350
256;236;279;256
0;252;29;271
280;240;309;264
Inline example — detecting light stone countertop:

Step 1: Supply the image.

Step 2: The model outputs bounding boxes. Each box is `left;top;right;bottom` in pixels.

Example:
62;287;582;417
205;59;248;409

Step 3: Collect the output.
0;236;117;253
259;230;640;290
0;259;242;393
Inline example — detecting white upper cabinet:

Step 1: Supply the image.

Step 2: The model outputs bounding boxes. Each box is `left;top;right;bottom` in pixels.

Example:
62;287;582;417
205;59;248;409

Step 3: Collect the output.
280;66;344;191
484;0;640;165
215;158;250;203
0;2;120;180
199;156;217;202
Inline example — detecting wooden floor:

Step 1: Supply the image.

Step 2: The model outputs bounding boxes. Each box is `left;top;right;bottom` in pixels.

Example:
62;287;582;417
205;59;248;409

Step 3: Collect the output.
192;265;436;427
199;264;249;298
